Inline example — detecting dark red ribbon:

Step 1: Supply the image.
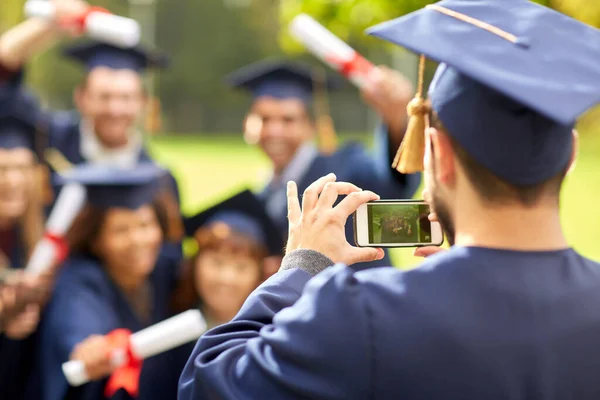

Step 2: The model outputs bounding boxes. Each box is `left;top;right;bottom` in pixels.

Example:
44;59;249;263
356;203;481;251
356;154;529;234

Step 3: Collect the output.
104;329;143;398
325;52;374;80
43;232;69;263
59;6;110;33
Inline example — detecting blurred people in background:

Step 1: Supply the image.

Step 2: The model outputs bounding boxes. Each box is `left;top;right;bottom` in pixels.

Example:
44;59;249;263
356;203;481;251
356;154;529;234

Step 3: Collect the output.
0;0;181;203
37;163;187;400
175;190;284;329
0;87;57;400
0;0;184;266
227;59;421;270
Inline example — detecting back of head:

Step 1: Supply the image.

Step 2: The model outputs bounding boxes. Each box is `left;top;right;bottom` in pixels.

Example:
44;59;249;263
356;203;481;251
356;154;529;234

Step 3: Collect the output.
367;0;600;247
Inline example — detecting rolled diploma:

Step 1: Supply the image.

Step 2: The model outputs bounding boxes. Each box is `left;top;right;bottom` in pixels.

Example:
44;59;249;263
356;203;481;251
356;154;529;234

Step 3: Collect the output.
62;309;208;387
24;1;55;20
289;14;374;88
24;1;140;48
25;183;87;275
85;13;140;48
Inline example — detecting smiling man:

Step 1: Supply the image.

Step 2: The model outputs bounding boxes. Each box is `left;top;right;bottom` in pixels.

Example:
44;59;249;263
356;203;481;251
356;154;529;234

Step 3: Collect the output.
0;0;180;201
227;59;421;269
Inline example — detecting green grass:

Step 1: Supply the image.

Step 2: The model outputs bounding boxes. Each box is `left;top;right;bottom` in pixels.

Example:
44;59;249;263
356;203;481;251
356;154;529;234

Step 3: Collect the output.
147;132;600;268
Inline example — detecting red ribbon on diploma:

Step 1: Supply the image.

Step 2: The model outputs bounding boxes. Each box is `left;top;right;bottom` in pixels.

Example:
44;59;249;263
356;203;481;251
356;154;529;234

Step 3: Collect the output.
104;329;143;398
59;6;110;33
326;53;374;80
43;232;69;263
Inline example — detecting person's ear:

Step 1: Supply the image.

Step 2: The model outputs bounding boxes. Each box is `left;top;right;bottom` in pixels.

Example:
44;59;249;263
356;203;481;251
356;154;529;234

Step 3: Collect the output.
243;113;263;145
427;127;456;185
73;85;85;111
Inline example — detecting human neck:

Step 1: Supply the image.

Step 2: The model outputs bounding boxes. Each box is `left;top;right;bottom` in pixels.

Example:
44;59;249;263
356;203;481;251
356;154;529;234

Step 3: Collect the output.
453;197;568;252
84;119;131;149
202;306;236;328
107;267;147;291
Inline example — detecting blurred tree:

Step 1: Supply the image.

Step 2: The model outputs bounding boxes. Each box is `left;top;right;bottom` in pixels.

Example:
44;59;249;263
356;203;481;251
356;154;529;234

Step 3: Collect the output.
156;0;283;132
279;0;600;128
0;0;24;31
279;0;598;54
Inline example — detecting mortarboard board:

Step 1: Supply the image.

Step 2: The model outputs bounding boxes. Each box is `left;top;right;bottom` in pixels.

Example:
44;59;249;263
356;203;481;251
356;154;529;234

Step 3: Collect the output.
55;162;166;209
367;0;600;185
0;89;42;152
183;190;284;256
62;41;169;73
226;59;342;104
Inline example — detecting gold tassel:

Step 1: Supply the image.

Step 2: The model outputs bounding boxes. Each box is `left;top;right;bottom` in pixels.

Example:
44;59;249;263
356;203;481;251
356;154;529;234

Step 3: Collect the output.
392;55;430;174
316;114;338;155
312;66;338;155
44;148;74;174
36;164;54;206
145;96;163;135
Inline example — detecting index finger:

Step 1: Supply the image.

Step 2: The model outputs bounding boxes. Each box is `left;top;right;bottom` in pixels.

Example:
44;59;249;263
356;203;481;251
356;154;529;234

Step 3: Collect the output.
287;181;301;226
302;173;336;214
334;190;380;219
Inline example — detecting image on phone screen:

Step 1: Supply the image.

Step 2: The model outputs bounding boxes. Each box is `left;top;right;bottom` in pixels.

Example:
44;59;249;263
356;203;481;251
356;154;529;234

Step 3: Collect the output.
368;203;433;244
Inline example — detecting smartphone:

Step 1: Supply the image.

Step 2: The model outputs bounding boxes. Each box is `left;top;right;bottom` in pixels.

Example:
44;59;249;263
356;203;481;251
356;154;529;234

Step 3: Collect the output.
354;200;444;248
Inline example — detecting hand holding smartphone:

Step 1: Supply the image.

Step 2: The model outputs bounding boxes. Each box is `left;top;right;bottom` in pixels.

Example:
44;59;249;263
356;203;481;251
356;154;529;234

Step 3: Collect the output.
354;200;444;248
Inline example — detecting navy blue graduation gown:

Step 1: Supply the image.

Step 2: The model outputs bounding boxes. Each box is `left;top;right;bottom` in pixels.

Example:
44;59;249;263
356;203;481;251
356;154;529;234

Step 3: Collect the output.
38;250;188;400
260;128;421;269
180;247;600;399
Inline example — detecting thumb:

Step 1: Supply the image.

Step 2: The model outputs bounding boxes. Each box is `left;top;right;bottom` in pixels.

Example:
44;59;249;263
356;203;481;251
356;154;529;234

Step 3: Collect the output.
414;246;445;258
346;247;384;266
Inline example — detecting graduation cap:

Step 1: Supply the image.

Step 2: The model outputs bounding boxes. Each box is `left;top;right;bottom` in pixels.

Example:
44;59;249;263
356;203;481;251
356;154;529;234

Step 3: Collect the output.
367;0;600;185
62;41;169;73
55;162;167;209
183;190;284;256
0;89;42;152
226;59;342;104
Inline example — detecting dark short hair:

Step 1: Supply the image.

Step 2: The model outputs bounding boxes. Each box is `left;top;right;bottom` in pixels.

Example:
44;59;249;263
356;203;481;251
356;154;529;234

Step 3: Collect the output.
429;111;568;206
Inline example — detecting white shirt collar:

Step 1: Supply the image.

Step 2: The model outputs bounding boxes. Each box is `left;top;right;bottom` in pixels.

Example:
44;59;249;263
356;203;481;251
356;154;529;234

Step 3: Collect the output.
269;143;318;187
79;119;143;168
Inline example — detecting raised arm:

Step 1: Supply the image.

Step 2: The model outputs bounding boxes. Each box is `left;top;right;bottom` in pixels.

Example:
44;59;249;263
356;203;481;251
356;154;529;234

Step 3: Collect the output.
357;66;422;199
179;264;374;400
0;0;89;72
179;175;382;400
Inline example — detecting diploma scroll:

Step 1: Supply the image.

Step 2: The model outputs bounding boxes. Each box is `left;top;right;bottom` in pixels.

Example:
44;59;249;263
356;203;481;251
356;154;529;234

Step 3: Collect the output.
25;183;87;275
289;14;376;89
62;310;207;387
25;1;140;48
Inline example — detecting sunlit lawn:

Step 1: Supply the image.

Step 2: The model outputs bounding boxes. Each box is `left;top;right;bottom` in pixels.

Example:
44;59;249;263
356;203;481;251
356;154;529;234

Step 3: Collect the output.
148;131;600;268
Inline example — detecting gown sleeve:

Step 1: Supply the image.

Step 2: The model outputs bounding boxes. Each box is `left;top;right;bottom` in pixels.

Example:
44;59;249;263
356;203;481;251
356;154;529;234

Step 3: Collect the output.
178;265;372;400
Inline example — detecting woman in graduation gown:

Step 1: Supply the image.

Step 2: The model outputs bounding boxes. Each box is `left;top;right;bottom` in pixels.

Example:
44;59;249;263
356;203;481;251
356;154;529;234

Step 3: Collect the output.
38;163;187;400
174;190;284;329
0;88;56;400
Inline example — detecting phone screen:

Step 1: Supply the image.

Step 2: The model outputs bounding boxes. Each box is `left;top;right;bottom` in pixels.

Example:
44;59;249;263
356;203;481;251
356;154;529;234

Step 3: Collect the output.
367;203;434;244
